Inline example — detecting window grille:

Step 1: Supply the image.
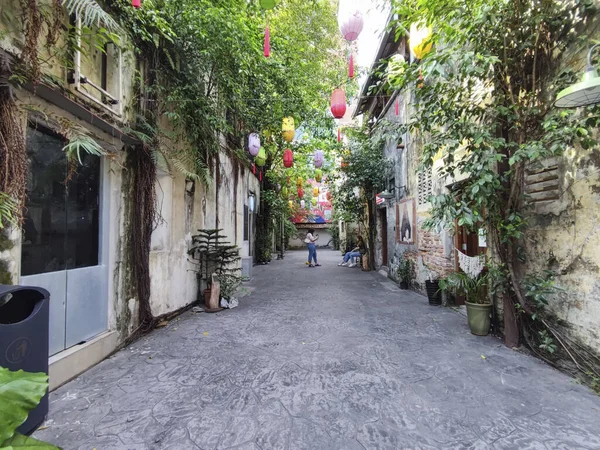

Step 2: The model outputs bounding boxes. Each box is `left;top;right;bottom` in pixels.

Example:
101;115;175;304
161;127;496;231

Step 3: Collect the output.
417;168;432;205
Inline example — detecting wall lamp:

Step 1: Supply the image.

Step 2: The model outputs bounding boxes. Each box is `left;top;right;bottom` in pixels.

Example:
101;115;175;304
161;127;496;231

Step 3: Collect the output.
555;43;600;108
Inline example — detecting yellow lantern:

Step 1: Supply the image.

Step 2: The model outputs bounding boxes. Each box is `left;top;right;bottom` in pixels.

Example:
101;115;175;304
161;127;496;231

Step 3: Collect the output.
282;117;295;143
288;200;293;208
296;177;303;188
409;22;433;60
313;187;319;197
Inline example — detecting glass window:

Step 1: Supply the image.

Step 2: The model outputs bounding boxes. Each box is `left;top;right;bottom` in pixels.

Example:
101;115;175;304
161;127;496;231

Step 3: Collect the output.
21;125;100;276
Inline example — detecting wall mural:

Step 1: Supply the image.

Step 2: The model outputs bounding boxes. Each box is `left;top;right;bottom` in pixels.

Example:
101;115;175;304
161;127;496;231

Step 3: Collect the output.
397;198;415;244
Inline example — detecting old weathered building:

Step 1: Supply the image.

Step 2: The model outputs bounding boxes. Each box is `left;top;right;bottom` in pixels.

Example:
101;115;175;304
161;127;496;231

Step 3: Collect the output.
0;1;260;389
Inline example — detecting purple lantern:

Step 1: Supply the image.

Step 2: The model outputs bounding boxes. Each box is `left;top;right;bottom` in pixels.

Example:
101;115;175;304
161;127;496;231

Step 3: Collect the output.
314;150;324;168
248;133;260;157
339;10;364;42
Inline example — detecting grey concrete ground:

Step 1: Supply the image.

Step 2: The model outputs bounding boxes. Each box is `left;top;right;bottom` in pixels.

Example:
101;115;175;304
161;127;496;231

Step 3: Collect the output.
37;250;600;449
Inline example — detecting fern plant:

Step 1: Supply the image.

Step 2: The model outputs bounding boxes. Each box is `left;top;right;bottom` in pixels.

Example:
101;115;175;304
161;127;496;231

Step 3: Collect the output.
61;0;120;32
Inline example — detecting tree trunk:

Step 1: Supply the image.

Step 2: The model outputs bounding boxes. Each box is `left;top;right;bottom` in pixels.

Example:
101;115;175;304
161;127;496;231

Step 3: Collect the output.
503;292;520;348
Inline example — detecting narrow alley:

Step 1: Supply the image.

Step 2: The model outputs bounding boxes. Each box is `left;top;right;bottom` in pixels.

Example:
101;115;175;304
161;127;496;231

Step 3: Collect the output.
36;250;600;450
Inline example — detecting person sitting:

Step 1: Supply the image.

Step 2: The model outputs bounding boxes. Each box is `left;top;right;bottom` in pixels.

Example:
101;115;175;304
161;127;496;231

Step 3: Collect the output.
338;236;366;267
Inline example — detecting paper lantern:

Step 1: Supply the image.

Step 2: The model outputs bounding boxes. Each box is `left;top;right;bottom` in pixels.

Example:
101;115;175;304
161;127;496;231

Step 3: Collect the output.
248;133;260;156
296;177;303;188
338;127;341;142
300;200;305;209
311;198;317;207
315;169;322;183
288;200;293;208
283;148;293;168
314;150;324;168
313;187;319;197
260;0;277;8
282;186;288;197
331;89;347;119
282;117;295;142
410;22;433;60
349;53;354;78
339;10;364;42
259;171;263;182
132;0;141;7
297;188;304;198
255;147;266;167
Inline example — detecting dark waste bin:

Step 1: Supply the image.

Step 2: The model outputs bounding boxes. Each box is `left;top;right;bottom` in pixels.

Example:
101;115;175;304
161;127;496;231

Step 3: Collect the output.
0;285;50;435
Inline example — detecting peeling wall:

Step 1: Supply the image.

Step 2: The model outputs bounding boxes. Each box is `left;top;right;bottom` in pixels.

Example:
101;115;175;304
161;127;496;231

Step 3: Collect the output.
522;147;600;350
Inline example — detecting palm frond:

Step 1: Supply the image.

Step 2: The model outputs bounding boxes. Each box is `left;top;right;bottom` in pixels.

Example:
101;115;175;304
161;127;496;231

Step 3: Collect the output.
61;0;120;32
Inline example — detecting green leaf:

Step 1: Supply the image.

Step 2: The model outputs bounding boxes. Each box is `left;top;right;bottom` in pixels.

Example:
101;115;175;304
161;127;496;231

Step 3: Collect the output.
0;368;48;443
0;432;59;449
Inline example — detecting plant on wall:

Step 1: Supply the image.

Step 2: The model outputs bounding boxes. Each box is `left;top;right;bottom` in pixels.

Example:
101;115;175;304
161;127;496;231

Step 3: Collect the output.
391;0;600;384
188;229;241;290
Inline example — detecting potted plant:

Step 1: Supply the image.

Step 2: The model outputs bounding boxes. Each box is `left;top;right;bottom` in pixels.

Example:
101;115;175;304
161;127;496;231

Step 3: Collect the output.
439;271;492;335
188;229;241;312
217;273;242;309
396;256;413;289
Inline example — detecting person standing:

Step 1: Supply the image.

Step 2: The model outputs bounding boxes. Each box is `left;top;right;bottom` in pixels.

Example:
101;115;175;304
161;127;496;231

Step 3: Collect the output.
304;228;320;267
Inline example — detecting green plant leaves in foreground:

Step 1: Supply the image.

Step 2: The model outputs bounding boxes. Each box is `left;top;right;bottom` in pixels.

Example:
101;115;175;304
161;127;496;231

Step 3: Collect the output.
0;368;48;444
1;432;59;450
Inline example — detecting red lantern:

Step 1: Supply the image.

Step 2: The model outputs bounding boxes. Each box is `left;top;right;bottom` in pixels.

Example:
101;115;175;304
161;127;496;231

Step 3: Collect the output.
264;27;271;57
283;148;293;168
132;0;141;7
349;53;354;78
337;127;341;143
395;98;399;116
331;89;347;119
297;188;304;198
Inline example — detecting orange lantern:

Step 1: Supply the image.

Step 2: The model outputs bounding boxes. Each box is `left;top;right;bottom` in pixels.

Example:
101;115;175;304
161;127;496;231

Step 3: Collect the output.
282;117;295;143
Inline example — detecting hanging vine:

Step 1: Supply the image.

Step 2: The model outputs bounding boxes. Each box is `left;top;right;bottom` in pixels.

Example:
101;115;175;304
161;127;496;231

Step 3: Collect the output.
0;50;27;228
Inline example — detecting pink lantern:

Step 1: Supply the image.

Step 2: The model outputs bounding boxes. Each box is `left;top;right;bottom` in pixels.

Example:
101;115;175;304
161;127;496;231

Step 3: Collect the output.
132;0;141;7
331;89;347;119
314;150;324;168
264;27;271;57
248;133;260;156
339;10;364;42
349;53;354;78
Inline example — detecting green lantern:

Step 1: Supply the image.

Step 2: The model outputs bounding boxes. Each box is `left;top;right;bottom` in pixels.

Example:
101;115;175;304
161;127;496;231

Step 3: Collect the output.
311;197;317;207
315;169;323;183
282;186;288;197
260;0;277;9
255;147;267;167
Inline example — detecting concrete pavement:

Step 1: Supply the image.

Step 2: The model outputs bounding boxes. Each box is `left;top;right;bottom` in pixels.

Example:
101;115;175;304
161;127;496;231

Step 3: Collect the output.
36;249;600;449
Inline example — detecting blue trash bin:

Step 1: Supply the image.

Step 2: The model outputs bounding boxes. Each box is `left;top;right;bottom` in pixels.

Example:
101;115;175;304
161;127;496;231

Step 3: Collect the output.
0;285;50;435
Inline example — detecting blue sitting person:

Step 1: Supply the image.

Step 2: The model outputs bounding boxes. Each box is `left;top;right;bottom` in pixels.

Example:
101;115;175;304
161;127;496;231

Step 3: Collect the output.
338;235;366;268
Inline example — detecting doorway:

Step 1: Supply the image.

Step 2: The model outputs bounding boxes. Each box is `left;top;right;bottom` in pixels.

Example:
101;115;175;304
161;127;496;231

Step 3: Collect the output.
454;223;487;305
380;208;388;266
20;124;108;356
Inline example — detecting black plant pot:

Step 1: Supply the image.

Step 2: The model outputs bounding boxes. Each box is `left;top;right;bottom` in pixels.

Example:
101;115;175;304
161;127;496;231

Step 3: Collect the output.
425;280;441;305
399;281;409;290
